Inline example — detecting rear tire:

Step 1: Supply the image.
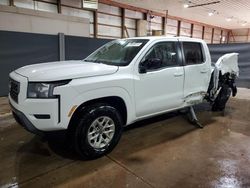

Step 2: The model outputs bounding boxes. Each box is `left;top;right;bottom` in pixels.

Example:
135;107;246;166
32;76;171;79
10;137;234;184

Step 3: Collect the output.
212;85;232;111
72;103;123;159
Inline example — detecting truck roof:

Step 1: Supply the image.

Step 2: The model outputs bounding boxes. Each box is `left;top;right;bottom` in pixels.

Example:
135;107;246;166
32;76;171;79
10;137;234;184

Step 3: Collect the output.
126;36;205;43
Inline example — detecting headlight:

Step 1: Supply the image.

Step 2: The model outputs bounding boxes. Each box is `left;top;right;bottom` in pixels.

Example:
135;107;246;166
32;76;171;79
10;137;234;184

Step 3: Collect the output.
27;80;71;98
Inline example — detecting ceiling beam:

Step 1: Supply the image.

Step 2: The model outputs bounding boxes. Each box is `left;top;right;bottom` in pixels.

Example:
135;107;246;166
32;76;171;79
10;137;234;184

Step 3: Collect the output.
99;0;229;32
188;1;220;8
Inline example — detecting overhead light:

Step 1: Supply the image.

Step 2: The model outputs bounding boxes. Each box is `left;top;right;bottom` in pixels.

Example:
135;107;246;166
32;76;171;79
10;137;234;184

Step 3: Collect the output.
208;10;216;16
183;0;190;8
208;12;214;16
226;17;232;22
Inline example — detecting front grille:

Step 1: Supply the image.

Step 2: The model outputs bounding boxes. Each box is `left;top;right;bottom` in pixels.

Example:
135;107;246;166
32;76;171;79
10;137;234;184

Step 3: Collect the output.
10;79;20;103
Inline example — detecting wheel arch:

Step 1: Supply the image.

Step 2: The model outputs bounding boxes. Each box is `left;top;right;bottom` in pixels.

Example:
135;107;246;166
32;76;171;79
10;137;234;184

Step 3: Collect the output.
68;96;128;132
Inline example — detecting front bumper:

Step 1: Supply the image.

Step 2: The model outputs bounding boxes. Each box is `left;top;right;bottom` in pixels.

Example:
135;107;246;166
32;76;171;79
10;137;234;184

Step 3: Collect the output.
9;71;68;132
10;104;44;136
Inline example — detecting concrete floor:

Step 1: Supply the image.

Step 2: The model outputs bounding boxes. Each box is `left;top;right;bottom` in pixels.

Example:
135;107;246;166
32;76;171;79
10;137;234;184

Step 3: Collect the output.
0;89;250;188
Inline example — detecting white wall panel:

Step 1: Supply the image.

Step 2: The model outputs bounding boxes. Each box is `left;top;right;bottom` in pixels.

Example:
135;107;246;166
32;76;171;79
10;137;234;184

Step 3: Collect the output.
34;1;57;13
205;27;212;33
151;15;161;24
213;34;221;41
166;25;177;35
62;6;93;22
222;30;228;37
90;23;93;35
166;33;175;37
181;21;191;29
150;22;161;30
125;18;136;29
98;24;121;37
98;3;120;15
222;30;227;43
180;22;191;36
180;28;190;36
13;0;80;14
204;39;211;44
193;30;202;38
125;9;143;19
0;9;89;37
213;40;220;44
214;29;221;35
204;32;211;40
61;0;81;8
233;36;248;42
193;24;202;31
0;0;9;5
232;28;248;35
14;0;34;9
98;35;118;39
98;13;121;26
126;28;136;37
167;18;178;27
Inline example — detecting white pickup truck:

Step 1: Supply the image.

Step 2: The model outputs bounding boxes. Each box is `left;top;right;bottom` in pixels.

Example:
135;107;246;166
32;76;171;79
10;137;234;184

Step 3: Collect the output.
9;37;239;159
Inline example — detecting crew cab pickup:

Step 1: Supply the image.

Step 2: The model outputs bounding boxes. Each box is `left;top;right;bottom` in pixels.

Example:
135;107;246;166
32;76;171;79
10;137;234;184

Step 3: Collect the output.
9;37;239;159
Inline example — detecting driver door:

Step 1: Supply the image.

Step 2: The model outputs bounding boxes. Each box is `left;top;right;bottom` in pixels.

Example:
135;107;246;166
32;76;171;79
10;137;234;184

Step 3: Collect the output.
134;40;184;117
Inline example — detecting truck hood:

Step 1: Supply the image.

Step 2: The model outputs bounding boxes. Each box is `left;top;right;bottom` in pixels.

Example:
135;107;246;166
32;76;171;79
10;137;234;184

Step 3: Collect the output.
15;60;119;81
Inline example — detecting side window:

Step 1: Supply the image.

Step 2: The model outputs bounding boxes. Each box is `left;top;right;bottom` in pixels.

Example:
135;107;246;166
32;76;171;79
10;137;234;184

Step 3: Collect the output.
140;42;179;71
183;42;204;65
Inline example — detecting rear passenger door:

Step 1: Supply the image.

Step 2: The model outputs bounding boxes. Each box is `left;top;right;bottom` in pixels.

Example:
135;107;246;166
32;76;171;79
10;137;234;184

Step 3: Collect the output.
181;41;211;104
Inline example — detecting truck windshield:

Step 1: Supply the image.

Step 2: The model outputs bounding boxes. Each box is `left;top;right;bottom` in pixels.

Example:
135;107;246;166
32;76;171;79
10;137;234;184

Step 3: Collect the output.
84;39;149;66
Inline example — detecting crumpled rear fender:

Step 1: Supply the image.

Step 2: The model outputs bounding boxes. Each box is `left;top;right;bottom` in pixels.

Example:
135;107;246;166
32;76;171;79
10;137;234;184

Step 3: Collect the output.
208;53;239;100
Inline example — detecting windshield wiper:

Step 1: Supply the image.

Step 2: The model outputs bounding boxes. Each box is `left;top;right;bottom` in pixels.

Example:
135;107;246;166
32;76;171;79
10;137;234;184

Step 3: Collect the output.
83;59;102;63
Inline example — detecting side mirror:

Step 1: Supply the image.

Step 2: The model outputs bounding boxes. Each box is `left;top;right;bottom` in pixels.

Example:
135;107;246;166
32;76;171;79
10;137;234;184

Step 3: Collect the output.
139;64;147;74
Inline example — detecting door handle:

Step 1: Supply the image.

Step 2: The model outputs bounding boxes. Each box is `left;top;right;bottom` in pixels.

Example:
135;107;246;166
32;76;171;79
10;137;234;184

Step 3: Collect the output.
174;72;183;77
200;69;208;73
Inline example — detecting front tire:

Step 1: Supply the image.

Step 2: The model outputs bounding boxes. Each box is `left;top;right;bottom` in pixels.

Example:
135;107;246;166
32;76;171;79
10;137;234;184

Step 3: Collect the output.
73;104;123;159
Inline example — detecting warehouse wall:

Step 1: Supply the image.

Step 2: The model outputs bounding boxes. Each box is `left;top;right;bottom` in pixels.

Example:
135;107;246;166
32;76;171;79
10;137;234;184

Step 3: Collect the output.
0;5;90;37
96;3;142;39
0;0;229;43
228;29;250;43
0;0;244;96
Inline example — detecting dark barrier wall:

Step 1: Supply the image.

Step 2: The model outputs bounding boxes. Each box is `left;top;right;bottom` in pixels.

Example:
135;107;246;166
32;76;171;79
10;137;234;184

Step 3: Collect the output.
1;30;249;96
208;43;250;88
0;31;59;96
0;31;111;96
65;35;110;60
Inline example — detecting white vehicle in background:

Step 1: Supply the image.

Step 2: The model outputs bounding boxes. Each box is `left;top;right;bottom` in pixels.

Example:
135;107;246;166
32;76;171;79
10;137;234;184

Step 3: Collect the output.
9;37;239;159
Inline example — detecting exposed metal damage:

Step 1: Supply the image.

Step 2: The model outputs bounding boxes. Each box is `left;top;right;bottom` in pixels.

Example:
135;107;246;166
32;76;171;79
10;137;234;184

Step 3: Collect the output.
207;53;239;111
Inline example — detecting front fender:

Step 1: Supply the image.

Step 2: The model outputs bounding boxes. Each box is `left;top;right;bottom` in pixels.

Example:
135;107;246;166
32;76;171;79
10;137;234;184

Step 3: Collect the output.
72;87;135;125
